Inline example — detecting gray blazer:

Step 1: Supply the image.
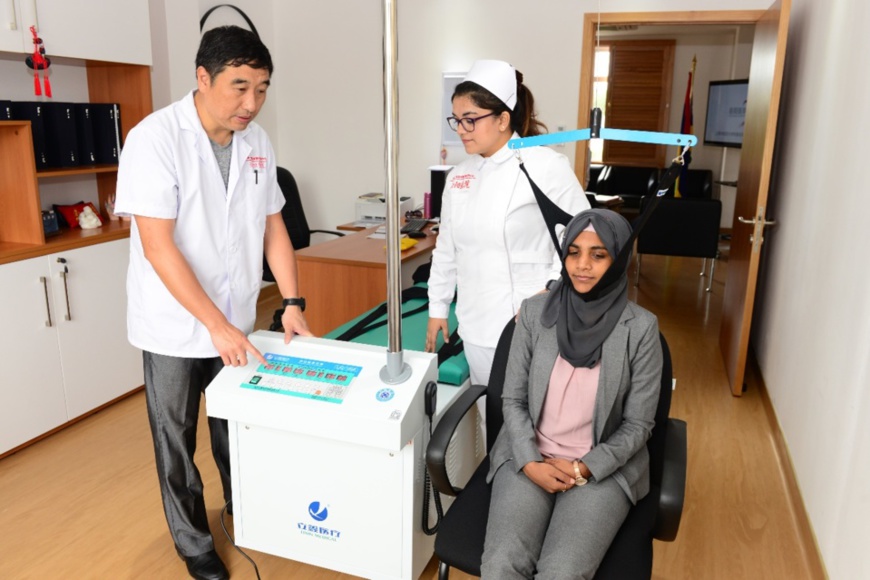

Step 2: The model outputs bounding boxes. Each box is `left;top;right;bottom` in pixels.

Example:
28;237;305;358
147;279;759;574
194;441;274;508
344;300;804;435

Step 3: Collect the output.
487;293;663;504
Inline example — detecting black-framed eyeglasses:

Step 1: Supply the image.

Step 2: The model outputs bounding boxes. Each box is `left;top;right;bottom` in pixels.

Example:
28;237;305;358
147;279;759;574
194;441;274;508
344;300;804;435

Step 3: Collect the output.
446;112;498;132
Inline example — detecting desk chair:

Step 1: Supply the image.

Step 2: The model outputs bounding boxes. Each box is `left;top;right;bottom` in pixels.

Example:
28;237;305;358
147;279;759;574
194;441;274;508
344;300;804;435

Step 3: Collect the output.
263;167;344;282
659;168;714;199
426;319;687;579
635;196;722;292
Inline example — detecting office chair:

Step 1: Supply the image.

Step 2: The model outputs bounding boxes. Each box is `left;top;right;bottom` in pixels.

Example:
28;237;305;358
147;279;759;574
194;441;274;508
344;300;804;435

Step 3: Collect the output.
659;168;714;199
426;319;686;579
263;166;344;282
635;196;722;292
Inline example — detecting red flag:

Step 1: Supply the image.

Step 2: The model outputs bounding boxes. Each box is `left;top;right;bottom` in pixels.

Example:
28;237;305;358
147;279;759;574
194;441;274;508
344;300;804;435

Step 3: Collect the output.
675;61;695;198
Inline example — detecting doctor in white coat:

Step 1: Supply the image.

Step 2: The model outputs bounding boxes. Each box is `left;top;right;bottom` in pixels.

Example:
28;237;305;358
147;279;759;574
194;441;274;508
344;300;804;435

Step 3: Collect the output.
426;60;588;428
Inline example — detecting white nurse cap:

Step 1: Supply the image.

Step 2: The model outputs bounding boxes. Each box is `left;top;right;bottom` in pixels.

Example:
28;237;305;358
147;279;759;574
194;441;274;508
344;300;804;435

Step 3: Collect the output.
464;60;517;110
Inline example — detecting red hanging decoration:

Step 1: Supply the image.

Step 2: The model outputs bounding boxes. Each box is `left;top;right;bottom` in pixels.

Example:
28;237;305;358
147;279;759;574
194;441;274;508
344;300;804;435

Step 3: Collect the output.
26;26;52;98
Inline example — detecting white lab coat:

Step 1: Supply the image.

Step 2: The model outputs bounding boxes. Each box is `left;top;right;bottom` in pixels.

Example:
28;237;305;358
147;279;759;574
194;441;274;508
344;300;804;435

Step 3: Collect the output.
114;91;284;358
428;135;587;348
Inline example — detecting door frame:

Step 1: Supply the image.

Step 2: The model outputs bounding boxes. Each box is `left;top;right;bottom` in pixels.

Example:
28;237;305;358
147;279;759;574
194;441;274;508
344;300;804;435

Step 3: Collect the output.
574;10;765;180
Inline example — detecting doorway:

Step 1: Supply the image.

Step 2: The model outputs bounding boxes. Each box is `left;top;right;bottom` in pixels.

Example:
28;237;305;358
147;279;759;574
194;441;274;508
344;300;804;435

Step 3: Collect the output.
575;5;791;396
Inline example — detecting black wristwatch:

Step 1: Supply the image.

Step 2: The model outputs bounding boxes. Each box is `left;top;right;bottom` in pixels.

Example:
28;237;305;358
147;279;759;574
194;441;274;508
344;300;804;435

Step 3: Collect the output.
282;297;306;312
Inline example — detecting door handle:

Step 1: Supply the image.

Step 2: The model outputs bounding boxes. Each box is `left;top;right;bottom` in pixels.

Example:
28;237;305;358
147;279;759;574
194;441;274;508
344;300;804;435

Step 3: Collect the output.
57;257;72;321
738;214;777;246
737;216;777;226
40;276;52;327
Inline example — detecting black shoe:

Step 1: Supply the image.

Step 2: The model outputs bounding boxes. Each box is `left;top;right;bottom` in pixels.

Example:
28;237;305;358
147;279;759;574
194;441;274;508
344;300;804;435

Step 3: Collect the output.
183;549;229;580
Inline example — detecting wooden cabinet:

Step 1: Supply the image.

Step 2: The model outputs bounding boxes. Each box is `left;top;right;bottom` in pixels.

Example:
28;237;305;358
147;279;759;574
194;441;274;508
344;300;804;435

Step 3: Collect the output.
0;24;152;452
0;60;152;264
0;0;151;64
0;239;142;454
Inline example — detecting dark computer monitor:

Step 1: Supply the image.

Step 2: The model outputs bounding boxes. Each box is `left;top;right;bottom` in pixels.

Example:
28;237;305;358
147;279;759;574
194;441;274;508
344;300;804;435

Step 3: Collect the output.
429;165;452;219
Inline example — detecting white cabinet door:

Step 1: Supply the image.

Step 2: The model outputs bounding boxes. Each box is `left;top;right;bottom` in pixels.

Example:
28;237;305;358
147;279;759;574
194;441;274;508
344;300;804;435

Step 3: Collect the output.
50;239;143;419
16;0;152;65
0;256;67;454
0;0;27;53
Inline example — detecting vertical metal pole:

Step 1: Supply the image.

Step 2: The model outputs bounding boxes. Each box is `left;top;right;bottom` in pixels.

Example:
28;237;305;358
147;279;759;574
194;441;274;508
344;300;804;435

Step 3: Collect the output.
380;0;411;384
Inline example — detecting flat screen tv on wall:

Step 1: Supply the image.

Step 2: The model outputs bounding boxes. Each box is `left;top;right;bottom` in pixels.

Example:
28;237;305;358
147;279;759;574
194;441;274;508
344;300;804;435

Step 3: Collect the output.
704;79;749;148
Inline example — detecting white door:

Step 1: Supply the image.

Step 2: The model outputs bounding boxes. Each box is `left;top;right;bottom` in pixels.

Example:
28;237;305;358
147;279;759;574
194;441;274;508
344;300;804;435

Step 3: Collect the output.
22;0;152;65
0;256;67;454
0;0;27;53
50;239;142;419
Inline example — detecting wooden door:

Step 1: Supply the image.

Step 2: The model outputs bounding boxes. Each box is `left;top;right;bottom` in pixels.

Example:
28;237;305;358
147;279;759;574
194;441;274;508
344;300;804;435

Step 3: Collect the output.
602;40;675;167
719;0;791;396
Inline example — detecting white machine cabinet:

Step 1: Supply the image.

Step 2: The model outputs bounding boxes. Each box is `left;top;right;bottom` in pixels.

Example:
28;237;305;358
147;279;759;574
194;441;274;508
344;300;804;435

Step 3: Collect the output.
207;331;477;580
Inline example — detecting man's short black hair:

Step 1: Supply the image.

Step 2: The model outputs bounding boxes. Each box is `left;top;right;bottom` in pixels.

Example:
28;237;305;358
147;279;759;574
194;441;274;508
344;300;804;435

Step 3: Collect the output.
196;25;273;80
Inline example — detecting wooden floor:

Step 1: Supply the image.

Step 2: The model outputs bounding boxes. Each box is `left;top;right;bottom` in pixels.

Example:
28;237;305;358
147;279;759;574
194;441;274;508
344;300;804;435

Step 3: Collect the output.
0;248;825;579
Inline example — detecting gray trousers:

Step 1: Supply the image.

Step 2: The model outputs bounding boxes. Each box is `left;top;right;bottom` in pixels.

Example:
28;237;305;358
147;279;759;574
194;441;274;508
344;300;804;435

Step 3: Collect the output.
143;352;231;557
481;460;631;580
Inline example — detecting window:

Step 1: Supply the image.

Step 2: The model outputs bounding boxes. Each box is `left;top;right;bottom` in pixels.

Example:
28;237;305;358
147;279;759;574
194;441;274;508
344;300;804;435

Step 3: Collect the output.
600;40;675;167
589;47;610;164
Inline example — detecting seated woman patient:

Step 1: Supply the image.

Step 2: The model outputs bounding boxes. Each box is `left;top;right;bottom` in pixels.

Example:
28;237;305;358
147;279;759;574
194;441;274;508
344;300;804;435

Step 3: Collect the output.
481;209;663;580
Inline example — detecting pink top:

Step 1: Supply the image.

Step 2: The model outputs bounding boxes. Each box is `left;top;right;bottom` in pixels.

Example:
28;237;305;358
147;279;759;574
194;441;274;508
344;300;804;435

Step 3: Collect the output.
535;355;599;460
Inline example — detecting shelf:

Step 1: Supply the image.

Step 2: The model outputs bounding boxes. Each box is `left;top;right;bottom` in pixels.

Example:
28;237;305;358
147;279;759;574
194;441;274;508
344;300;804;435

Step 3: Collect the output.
37;165;120;178
0;220;131;265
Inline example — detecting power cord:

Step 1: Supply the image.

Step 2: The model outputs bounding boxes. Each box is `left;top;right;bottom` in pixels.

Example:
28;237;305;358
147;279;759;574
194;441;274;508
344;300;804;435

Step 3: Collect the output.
220;500;262;579
422;381;444;535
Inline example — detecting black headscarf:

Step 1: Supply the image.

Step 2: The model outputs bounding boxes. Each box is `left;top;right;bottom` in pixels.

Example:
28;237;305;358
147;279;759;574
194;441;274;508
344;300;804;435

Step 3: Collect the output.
540;209;633;368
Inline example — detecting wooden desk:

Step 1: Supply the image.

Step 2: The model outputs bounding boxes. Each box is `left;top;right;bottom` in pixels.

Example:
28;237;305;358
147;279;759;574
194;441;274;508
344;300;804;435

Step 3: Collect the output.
296;225;437;336
336;222;368;232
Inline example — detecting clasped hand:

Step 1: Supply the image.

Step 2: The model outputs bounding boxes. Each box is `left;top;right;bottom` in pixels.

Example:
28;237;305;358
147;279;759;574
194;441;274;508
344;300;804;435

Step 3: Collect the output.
523;458;578;494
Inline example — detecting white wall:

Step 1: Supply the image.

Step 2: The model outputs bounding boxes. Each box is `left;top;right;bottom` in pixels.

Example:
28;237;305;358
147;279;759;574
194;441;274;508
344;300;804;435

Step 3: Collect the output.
752;0;870;578
148;0;199;109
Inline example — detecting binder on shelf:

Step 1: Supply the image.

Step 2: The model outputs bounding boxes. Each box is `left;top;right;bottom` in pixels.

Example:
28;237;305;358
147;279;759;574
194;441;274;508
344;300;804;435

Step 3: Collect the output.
90;103;122;165
43;102;80;168
0;100;11;120
9;102;49;170
74;104;97;165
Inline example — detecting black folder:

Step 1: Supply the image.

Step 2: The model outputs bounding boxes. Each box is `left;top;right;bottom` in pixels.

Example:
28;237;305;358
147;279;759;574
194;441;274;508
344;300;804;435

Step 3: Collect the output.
9;101;49;170
42;102;80;168
90;103;122;165
74;103;97;165
0;100;12;120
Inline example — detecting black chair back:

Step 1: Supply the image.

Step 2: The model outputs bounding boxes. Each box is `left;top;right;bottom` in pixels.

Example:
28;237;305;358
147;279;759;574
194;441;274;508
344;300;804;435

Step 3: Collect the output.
484;318;516;452
637;197;722;260
277;166;312;251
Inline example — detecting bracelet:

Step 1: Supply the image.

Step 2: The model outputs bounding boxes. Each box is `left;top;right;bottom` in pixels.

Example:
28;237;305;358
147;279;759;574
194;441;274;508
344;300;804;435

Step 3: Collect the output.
573;460;588;486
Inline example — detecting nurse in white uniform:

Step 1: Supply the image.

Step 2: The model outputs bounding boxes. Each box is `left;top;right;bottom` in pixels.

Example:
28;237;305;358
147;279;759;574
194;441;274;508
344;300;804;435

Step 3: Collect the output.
426;60;588;427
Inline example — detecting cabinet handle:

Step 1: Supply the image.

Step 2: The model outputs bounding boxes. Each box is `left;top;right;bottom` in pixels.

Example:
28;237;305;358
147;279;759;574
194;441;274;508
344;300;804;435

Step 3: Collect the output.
57;257;72;321
40;276;52;327
7;0;17;32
